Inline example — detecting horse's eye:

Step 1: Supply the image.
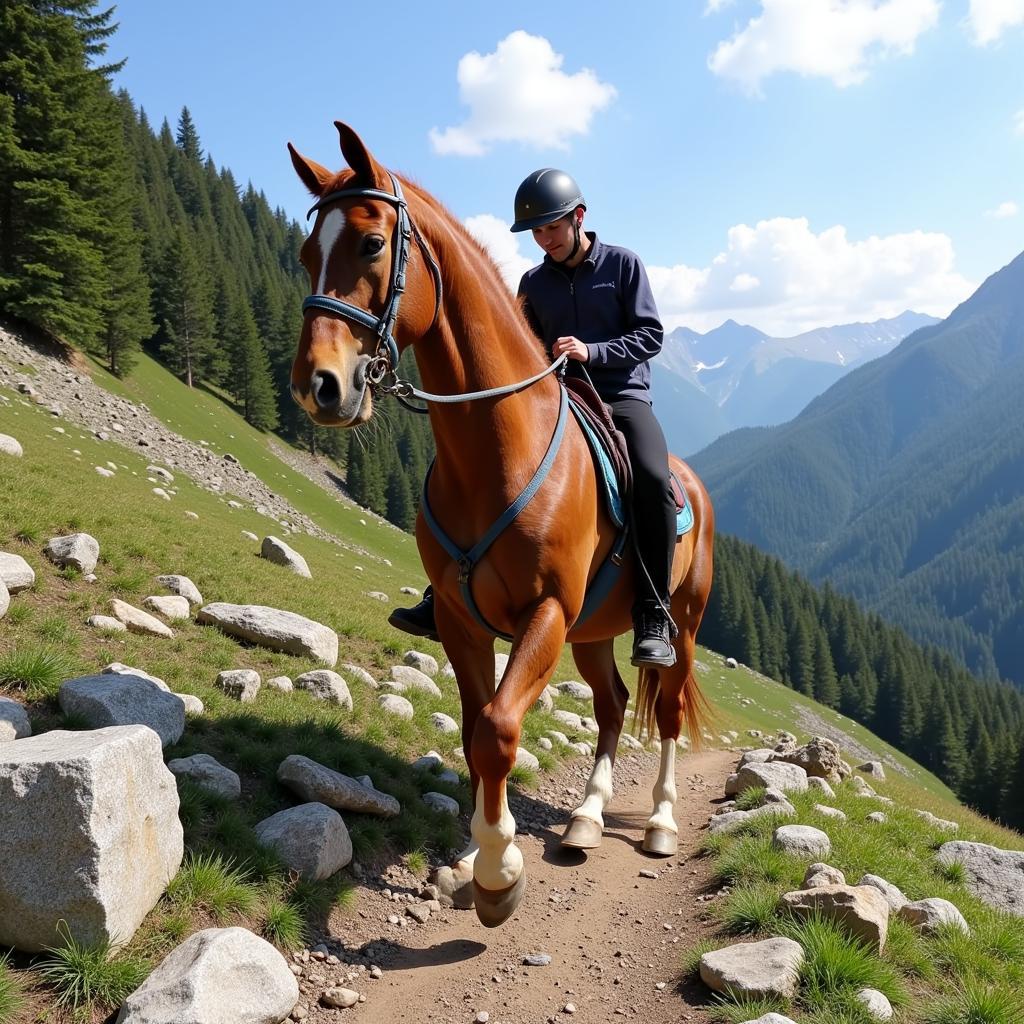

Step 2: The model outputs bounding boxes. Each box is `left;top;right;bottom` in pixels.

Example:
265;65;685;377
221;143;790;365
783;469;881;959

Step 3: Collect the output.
363;236;385;257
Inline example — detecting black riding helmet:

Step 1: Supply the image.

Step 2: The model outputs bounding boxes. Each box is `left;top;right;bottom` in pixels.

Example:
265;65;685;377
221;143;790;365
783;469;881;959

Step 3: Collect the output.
510;168;586;233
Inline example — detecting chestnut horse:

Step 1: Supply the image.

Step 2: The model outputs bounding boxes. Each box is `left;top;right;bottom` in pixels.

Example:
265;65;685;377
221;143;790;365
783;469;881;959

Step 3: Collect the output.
289;123;714;928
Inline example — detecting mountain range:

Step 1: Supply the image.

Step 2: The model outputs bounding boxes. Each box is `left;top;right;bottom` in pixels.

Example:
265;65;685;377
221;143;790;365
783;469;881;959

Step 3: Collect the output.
689;250;1024;686
653;311;939;456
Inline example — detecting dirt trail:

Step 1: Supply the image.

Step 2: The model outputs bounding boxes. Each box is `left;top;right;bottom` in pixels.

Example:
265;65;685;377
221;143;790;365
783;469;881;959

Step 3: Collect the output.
332;748;734;1024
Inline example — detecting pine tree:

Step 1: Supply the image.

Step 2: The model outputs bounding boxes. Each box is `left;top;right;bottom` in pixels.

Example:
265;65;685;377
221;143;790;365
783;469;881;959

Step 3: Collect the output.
812;629;840;707
1002;736;1024;830
225;294;279;431
175;106;202;162
158;224;215;387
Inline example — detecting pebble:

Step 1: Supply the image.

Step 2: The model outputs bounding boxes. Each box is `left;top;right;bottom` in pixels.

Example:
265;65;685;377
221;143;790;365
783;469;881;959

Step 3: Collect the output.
523;953;552;967
475;1014;490;1024
639;869;658;879
563;1004;577;1015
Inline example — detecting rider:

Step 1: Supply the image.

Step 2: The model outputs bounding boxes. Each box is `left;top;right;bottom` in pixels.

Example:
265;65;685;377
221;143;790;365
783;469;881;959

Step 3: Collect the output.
390;169;678;667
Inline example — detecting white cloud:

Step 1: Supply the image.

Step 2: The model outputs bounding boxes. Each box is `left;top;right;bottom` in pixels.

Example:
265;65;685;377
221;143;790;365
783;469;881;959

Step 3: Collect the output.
986;200;1019;218
464;214;534;291
966;0;1024;44
704;0;735;12
1014;109;1024;134
648;217;975;336
429;31;616;156
708;0;940;94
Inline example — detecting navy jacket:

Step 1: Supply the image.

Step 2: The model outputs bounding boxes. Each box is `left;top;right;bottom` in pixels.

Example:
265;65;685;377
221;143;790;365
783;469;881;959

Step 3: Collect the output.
518;233;664;404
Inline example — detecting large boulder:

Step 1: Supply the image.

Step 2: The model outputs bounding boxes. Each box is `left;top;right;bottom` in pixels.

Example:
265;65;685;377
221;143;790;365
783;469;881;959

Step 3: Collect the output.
115;927;298;1024
699;937;804;999
0;695;31;742
156;574;203;607
101;663;169;690
59;675;185;748
260;536;311;578
773;824;832;858
779;885;890;951
167;754;241;800
294;670;352;709
44;532;100;574
0;433;23;457
0;551;35;592
856;874;908;912
936;841;1024;917
197;603;338;665
254;803;352;881
277;755;400;817
738;749;775;767
897;898;970;935
0;726;183;951
735;761;809;795
772;736;847;784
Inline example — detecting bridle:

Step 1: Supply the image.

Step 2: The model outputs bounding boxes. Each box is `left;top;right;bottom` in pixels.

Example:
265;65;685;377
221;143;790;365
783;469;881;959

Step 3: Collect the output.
301;172;443;398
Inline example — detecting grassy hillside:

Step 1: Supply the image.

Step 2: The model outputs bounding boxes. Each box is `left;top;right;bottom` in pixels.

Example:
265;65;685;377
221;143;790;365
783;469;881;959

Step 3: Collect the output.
2;355;1021;1021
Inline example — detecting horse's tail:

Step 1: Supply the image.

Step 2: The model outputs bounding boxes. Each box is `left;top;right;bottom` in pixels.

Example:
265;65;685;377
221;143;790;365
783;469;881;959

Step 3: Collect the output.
634;664;710;749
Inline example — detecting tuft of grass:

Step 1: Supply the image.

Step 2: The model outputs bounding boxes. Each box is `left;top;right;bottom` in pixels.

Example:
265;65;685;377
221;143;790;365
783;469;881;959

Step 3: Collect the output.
714;835;793;886
0;952;24;1024
36;613;78;646
37;923;149;1015
349;818;387;861
14;523;41;543
733;786;768;811
262;898;304;950
714;883;782;935
0;645;74;700
164;851;259;919
288;875;356;919
929;922;998;983
924;980;1024;1024
406;848;428;877
883;917;937;981
939;860;968;885
4;603;31;625
679;937;724;979
707;993;791;1024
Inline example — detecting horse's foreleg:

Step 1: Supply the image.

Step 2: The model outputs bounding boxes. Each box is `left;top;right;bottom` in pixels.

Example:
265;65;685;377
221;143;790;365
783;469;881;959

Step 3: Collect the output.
432;599;496;910
470;598;566;927
562;639;628;849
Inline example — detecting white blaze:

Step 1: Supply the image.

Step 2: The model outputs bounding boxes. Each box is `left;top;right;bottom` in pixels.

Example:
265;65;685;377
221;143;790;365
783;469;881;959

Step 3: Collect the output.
316;208;346;294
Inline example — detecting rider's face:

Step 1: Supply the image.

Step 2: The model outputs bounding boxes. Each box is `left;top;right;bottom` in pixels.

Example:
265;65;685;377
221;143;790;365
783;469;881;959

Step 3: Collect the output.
531;210;583;262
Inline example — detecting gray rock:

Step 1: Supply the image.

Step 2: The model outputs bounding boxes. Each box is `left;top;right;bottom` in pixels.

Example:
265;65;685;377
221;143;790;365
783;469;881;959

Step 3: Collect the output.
44;532;99;574
266;675;293;693
254;803;352;880
59;675;185;747
580;716;599;734
216;669;261;703
342;663;377;689
699;937;804;999
438;768;460;785
115;926;298;1023
850;775;878;797
197;603;338;665
412;751;444;772
552;709;583;730
403;650;439;676
101;662;169;690
773;824;832;858
400;586;421;596
856;988;893;1021
294;670;352;709
779;884;889;950
406;903;430;924
0;552;34;593
815;804;847;820
278;755;400;817
802;863;846;889
0;726;182;952
430;712;460;734
320;987;360;1009
87;614;126;632
110;599;174;638
0;695;31;742
707;801;796;834
515;747;540;771
365;590;389;602
155;574;203;607
738;1017;798;1024
735;761;809;795
523;953;552;966
0;433;23;457
557;681;593;700
724;773;741;797
914;810;958;832
146;465;174;484
143;595;191;621
738;748;775;766
856;875;908;912
898;897;970;935
96;466;115;477
857;761;886;780
241;530;258;541
807;776;836;797
389;665;442;697
772;736;847;784
261;536;311;578
547;730;570;746
423;792;460;816
378;694;414;719
866;811;888;824
167;754;241;800
175;693;204;715
936;841;1024;917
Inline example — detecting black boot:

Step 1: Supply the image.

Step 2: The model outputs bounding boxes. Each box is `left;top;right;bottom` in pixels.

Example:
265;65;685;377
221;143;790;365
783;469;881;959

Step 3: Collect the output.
388;586;439;642
631;601;676;668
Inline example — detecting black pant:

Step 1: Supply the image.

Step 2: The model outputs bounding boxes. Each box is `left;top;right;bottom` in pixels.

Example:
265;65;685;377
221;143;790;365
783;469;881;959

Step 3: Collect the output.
607;398;675;612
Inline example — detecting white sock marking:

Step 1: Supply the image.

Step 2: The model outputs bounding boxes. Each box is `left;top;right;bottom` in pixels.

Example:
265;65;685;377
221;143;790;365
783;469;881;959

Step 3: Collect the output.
647;738;678;834
572;752;614;828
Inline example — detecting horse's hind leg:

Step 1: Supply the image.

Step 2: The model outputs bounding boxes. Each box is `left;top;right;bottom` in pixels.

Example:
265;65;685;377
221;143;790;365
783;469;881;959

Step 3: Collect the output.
561;639;629;849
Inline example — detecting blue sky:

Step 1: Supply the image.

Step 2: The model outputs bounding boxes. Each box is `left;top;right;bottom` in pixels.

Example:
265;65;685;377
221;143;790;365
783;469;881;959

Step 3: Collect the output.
111;0;1023;335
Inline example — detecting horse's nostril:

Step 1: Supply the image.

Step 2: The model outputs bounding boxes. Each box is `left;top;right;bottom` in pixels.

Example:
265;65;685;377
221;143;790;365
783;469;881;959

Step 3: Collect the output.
310;370;341;411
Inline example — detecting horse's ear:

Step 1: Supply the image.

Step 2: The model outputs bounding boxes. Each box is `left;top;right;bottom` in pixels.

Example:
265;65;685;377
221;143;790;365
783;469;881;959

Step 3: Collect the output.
288;143;333;197
335;122;386;188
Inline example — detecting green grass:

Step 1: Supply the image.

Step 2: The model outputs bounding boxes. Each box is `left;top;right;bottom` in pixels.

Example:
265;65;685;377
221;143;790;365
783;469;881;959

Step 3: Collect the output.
261;897;305;949
679;937;725;979
924;980;1024;1024
733;785;768;810
707;994;791;1024
0;644;74;699
38;923;149;1018
713;883;783;935
0;953;23;1024
164;851;260;918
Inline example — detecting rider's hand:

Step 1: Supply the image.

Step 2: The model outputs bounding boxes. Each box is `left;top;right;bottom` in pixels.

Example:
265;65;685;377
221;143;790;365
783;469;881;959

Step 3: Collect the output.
553;336;589;362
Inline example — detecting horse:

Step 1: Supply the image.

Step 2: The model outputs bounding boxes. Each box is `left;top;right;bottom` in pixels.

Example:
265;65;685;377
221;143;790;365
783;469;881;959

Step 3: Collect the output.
288;122;714;928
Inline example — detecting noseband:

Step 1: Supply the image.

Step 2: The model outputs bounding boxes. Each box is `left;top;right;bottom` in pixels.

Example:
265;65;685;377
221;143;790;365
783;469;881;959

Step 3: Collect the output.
301;172;442;390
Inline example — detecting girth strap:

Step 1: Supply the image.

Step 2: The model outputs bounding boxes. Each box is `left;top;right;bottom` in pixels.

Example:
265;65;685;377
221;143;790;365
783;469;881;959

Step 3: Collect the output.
420;385;570;640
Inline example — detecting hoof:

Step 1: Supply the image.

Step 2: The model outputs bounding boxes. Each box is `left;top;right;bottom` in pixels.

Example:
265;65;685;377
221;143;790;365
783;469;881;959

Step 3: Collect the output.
473;869;527;928
642;826;677;857
433;864;476;910
561;816;603;850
